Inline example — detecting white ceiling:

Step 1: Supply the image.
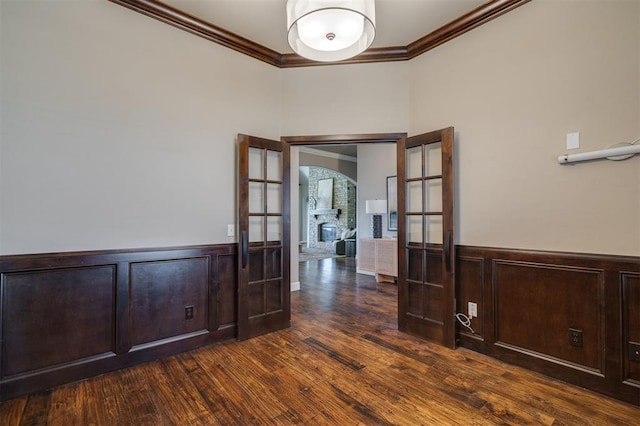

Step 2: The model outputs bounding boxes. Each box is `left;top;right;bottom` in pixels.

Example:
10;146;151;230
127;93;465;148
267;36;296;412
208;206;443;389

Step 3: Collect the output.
161;0;487;54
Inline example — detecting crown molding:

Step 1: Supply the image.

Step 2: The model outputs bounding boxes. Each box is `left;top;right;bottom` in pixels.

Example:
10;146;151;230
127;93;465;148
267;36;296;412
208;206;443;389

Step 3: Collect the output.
108;0;531;68
407;0;532;58
109;0;283;66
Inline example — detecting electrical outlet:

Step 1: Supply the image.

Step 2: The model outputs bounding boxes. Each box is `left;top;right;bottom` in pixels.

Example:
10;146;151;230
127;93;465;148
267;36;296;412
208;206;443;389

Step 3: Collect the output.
629;342;640;363
185;305;194;320
227;224;235;237
468;302;477;318
569;328;583;348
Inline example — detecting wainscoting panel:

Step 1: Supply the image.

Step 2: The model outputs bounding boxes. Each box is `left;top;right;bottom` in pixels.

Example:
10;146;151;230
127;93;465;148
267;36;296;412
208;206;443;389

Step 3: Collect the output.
456;246;640;406
130;257;210;348
213;253;237;331
493;260;603;373
1;266;116;377
0;244;236;401
455;256;484;338
622;272;640;386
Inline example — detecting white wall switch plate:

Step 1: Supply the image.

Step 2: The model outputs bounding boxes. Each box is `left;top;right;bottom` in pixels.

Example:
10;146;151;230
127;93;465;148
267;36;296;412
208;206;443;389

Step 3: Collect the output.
566;132;580;150
227;224;235;237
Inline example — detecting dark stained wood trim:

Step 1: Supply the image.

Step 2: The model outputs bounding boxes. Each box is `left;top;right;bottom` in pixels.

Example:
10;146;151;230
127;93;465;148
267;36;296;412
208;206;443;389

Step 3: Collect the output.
407;0;532;59
279;46;410;68
107;0;283;67
107;0;531;68
458;245;640;269
282;133;406;145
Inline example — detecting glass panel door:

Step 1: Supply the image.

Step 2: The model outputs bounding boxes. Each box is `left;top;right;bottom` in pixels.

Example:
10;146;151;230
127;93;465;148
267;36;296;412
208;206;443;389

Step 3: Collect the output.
237;134;290;340
397;128;455;348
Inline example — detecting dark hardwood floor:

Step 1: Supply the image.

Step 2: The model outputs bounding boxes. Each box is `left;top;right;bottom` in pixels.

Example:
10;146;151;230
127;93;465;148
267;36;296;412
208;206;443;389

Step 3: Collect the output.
1;257;638;425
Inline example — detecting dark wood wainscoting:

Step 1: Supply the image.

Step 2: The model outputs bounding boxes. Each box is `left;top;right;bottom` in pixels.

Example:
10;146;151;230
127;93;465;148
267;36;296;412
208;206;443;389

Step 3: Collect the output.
0;244;237;401
2;244;638;405
455;246;640;405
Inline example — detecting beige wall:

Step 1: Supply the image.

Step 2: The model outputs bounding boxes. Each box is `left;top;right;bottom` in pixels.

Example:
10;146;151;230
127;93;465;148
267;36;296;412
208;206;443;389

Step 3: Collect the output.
409;0;640;256
281;62;409;136
357;144;397;239
0;0;281;254
2;0;638;257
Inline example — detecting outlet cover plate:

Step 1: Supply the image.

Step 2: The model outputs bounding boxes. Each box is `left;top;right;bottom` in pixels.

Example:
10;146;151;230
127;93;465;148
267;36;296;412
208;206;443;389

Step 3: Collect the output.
468;302;477;318
629;341;640;363
569;328;583;347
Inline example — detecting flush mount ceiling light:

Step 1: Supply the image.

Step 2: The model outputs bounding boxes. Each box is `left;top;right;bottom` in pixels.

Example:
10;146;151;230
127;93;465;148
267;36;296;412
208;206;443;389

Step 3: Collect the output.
287;0;376;62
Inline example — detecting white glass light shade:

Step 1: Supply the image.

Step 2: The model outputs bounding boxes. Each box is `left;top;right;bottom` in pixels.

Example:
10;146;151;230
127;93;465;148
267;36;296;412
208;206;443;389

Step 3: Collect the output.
287;0;376;62
365;199;386;214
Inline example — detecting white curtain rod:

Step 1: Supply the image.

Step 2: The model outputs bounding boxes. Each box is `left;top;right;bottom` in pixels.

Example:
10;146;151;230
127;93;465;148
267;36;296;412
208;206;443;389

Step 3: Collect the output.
557;144;640;164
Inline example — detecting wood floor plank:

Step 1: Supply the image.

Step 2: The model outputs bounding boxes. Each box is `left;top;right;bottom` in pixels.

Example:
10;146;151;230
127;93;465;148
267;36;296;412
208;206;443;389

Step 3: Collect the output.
19;391;51;426
1;257;639;425
0;397;25;425
174;351;247;425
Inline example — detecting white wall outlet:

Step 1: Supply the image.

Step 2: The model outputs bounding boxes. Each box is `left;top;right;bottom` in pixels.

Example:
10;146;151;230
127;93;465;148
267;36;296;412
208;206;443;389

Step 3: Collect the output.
227;224;235;237
566;132;580;150
468;302;478;318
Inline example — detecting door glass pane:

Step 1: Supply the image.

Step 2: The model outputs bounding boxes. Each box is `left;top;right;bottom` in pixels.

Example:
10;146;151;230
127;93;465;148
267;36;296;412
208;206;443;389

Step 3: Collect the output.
408;215;423;244
425;142;442;177
425;252;442;285
426;216;443;244
267;216;282;242
248;282;264;317
266;150;282;181
425;179;443;213
407;248;423;282
249;216;264;242
249;148;264;180
266;183;282;214
407;181;422;213
266;280;283;313
423;284;443;322
406;146;422;179
266;248;282;279
249;182;264;214
407;281;422;316
248;251;264;282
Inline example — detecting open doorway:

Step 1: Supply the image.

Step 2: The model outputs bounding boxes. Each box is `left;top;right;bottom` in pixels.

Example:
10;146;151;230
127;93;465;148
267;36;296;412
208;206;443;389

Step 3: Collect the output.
286;134;403;295
239;129;456;348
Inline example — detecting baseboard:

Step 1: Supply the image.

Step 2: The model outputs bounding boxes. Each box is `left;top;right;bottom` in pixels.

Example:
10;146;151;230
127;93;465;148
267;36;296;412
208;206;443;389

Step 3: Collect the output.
291;281;300;292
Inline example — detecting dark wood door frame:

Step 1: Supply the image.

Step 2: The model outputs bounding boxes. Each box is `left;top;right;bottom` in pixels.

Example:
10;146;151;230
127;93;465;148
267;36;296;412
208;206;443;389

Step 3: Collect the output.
282;133;406;146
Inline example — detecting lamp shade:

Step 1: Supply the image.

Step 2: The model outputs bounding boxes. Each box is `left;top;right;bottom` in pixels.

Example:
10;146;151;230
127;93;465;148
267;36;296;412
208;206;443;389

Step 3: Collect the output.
365;199;386;214
286;0;376;62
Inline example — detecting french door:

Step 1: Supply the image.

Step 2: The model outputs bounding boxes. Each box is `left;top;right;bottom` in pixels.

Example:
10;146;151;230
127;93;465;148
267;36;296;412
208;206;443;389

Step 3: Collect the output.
237;134;290;340
397;127;456;348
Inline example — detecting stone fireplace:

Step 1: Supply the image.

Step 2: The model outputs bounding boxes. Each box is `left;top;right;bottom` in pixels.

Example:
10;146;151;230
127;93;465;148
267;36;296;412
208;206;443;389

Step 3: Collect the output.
306;167;357;252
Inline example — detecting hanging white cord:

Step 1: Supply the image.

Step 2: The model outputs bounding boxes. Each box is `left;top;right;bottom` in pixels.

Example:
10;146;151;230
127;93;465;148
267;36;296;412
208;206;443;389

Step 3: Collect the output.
607;137;640;161
455;313;474;334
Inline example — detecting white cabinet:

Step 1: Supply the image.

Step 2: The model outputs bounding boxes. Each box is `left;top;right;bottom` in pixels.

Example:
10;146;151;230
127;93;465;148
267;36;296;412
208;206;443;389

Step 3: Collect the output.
358;238;398;283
